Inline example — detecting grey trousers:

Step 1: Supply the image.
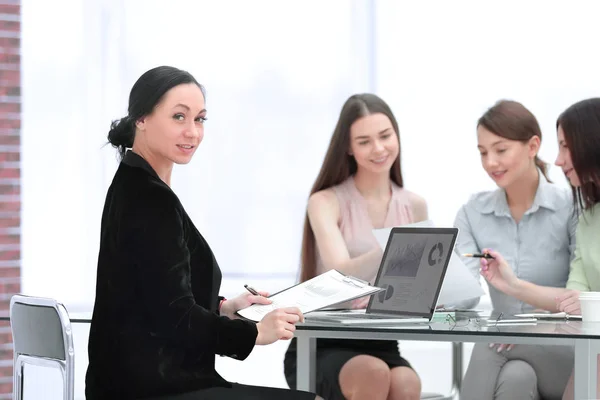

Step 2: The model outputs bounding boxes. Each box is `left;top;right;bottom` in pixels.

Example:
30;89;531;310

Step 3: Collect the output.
461;343;574;400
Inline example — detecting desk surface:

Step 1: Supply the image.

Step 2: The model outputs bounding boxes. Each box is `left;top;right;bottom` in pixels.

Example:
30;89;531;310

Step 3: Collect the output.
298;312;600;340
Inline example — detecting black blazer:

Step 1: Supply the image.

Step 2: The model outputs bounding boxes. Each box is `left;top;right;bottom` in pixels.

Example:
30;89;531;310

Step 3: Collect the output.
85;151;258;399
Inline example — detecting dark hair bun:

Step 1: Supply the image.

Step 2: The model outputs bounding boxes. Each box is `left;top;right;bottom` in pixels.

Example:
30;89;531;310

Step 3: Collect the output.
107;116;134;159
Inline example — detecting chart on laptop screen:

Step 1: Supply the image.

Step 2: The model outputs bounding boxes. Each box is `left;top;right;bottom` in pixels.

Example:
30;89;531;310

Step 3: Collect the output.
369;231;455;315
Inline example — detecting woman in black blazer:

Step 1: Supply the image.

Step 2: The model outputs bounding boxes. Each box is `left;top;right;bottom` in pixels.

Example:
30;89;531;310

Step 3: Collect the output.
85;66;320;400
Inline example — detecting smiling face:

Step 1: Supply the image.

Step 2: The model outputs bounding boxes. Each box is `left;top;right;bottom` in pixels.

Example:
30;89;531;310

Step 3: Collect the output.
134;83;206;165
555;124;581;187
477;125;539;189
348;112;399;174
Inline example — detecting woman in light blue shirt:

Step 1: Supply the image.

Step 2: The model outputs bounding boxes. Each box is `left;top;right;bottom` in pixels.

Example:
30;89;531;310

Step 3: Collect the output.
456;100;577;400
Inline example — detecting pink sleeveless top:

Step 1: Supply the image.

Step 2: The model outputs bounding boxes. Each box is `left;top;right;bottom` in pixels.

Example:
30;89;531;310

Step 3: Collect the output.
316;176;415;284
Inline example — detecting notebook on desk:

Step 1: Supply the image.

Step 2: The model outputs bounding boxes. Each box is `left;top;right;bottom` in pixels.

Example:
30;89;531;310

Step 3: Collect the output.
307;227;459;325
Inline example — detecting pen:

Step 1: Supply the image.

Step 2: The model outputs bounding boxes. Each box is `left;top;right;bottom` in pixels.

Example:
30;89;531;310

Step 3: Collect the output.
462;253;495;260
244;284;262;296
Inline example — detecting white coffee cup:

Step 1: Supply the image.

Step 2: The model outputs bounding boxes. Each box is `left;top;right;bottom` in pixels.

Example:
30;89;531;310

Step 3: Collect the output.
579;292;600;322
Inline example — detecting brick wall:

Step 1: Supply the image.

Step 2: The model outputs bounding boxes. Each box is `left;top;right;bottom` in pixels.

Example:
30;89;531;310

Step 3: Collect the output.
0;0;20;398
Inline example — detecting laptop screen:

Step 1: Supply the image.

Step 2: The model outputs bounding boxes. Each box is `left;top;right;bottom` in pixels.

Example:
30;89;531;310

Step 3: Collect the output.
367;227;458;318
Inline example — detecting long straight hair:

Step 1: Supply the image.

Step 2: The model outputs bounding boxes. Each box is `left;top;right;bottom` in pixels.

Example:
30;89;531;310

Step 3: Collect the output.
299;94;403;282
556;98;600;212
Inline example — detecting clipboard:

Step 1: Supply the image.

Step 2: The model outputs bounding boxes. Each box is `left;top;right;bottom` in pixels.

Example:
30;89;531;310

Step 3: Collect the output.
236;269;384;322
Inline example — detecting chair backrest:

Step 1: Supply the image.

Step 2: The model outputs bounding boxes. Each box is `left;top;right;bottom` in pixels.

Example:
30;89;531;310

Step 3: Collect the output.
10;294;75;400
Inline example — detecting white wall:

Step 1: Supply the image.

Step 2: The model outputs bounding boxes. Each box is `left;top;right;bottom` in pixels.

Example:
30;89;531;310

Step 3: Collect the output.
19;1;600;398
374;1;600;225
23;0;600;303
22;0;375;304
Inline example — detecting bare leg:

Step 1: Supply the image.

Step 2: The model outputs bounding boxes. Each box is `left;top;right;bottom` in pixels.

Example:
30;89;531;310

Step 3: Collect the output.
562;373;574;400
339;355;391;400
387;366;421;400
562;355;600;400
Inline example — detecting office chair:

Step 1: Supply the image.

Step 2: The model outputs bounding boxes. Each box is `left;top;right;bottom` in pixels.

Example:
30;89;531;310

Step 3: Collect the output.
10;294;75;400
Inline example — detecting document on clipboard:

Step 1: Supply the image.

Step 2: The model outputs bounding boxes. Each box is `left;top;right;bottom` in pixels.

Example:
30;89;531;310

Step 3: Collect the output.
236;269;384;322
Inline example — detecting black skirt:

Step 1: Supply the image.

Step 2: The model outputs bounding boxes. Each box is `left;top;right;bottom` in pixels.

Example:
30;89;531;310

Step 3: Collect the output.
284;338;413;400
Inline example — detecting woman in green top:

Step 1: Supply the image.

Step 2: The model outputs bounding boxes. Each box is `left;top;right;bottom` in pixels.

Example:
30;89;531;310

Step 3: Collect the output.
479;97;600;400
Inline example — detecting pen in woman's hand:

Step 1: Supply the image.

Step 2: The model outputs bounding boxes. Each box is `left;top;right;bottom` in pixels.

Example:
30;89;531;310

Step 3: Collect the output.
244;284;262;296
462;253;495;260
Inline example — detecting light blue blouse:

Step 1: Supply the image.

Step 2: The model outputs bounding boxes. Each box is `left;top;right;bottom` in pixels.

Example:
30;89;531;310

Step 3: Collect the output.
453;174;577;313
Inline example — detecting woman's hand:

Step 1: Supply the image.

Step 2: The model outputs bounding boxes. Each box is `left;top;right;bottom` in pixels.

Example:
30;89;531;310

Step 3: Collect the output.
479;249;520;295
556;290;581;315
255;307;304;345
351;296;371;309
220;290;272;319
489;343;516;352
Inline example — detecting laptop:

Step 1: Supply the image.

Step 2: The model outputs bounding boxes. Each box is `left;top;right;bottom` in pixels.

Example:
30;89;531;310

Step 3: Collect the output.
307;226;459;325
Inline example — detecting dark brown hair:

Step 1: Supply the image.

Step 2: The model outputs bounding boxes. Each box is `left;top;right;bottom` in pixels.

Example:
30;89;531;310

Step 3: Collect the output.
556;98;600;211
478;100;551;182
299;93;403;282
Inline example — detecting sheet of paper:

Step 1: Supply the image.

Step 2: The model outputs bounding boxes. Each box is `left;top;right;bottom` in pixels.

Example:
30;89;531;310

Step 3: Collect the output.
236;269;383;322
372;223;484;306
436;253;485;306
372;220;435;250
